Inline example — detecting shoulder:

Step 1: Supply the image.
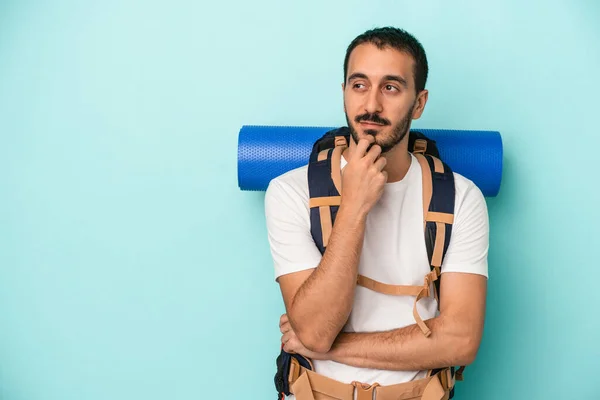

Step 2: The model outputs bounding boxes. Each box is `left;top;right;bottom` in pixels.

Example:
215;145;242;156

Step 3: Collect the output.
453;170;483;197
265;165;310;218
440;171;489;276
452;172;486;207
451;171;488;231
264;165;324;280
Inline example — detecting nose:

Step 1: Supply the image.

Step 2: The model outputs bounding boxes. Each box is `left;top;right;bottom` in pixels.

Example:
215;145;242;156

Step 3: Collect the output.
364;87;383;114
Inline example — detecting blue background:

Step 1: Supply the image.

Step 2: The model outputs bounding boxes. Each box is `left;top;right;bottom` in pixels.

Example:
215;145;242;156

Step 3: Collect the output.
1;1;599;399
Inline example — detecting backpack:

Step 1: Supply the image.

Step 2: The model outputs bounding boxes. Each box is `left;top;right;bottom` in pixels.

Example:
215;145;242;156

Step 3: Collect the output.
275;126;463;399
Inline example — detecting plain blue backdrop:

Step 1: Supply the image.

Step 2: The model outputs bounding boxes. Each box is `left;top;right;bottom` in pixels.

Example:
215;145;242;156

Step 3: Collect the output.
1;1;599;399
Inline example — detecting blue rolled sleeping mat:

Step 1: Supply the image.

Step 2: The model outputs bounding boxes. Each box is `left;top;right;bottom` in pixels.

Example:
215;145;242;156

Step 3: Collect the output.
237;125;503;197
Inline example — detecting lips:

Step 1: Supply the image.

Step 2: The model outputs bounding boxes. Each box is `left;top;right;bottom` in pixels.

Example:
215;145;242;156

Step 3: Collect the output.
359;121;385;128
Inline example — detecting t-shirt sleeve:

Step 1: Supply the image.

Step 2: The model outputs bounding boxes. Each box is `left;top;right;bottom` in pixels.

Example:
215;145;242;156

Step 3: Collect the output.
441;180;490;278
264;179;323;281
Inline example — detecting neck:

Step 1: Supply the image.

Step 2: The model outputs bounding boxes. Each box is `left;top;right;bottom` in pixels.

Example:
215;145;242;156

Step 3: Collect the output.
381;141;412;182
343;137;412;183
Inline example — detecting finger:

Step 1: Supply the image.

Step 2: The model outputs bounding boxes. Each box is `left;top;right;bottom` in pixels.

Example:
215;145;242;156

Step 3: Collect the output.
283;342;296;354
279;314;288;327
374;155;387;171
281;331;292;345
280;321;291;334
381;171;389;182
282;336;298;354
364;144;382;164
354;137;374;159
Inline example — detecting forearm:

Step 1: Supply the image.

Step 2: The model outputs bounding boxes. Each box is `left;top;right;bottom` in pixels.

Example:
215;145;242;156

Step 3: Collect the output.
326;315;479;370
289;206;366;353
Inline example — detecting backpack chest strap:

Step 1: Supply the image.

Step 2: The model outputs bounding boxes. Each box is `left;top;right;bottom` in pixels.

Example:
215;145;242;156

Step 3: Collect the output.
357;275;423;296
357;269;440;337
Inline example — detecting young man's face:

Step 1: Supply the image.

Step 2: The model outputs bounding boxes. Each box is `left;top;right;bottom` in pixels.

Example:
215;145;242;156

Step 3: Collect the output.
343;43;426;153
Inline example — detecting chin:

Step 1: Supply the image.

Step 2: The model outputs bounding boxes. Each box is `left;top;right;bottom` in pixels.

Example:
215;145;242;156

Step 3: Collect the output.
354;123;381;136
363;129;380;137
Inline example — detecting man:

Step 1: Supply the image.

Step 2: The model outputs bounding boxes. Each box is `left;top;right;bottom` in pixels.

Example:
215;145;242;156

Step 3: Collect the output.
264;27;488;399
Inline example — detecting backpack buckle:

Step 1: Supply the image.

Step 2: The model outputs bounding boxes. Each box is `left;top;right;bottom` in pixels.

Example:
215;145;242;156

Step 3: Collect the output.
352;381;380;400
413;139;428;154
334;136;347;147
438;368;454;390
422;270;440;297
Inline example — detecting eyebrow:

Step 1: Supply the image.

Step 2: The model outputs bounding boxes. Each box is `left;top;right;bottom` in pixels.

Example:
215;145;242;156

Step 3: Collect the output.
383;74;408;88
347;72;369;82
347;72;408;88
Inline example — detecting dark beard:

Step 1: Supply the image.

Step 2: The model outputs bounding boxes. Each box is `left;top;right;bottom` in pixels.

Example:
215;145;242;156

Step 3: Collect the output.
346;103;415;153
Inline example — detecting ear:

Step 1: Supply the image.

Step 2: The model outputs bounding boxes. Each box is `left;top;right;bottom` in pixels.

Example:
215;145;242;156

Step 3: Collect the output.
411;89;429;120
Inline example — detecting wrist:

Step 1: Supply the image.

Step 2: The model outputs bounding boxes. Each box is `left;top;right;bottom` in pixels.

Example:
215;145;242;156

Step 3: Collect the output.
337;203;368;224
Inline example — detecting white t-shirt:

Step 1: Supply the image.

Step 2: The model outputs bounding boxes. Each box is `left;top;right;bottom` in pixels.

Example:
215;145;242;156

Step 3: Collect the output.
264;152;489;392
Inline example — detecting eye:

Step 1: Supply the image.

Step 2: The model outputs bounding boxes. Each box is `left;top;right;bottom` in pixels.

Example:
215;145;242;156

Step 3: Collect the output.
384;84;399;92
353;83;366;90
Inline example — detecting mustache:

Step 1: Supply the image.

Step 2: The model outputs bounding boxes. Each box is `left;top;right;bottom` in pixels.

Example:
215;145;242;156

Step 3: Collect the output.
355;113;391;126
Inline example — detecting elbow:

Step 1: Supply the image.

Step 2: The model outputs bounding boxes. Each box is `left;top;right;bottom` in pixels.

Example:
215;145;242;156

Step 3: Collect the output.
296;327;335;354
286;308;341;354
440;314;483;366
306;339;333;355
455;334;482;366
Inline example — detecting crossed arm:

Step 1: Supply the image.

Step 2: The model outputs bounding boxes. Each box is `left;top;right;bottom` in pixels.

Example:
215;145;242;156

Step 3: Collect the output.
276;197;488;370
279;271;487;371
276;205;488;370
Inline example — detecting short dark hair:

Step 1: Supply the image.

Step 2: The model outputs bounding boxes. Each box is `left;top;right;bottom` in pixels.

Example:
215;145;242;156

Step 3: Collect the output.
343;27;429;93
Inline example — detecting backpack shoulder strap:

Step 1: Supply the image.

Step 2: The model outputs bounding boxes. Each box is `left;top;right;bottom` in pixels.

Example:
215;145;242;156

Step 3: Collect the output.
307;128;349;254
412;135;465;394
413;151;461;393
413;153;456;302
